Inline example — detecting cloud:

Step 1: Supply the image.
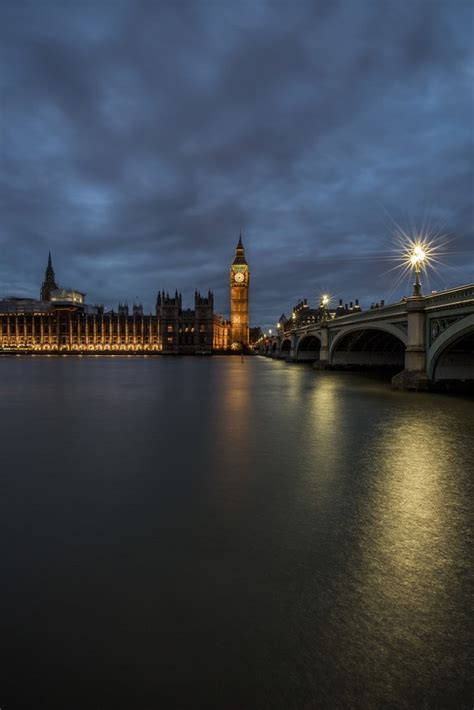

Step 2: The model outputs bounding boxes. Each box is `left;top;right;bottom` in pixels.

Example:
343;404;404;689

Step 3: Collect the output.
0;0;472;327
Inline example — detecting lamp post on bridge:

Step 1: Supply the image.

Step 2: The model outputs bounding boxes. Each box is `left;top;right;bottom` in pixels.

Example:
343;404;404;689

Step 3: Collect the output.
392;241;430;389
410;245;426;297
320;294;330;323
313;293;331;368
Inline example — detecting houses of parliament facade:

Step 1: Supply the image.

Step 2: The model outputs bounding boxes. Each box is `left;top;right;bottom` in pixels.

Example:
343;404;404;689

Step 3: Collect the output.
0;238;250;354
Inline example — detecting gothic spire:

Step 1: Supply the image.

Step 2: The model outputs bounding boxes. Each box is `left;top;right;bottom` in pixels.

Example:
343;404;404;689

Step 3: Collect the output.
232;231;247;265
40;251;58;301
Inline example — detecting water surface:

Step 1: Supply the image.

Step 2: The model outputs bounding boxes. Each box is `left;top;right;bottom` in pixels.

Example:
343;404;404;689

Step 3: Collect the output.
0;356;472;708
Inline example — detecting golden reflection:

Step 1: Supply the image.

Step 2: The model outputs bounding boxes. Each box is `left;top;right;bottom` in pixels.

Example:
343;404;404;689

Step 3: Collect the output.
208;359;252;475
207;360;310;493
345;411;457;686
306;375;341;455
293;374;343;504
367;417;448;593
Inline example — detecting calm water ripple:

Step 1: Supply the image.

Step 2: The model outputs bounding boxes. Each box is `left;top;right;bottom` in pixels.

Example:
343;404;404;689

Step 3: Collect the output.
0;356;472;709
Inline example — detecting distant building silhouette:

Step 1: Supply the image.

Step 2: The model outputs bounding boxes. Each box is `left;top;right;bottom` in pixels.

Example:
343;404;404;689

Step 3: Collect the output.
40;252;58;301
0;243;249;353
156;289;228;354
280;297;361;332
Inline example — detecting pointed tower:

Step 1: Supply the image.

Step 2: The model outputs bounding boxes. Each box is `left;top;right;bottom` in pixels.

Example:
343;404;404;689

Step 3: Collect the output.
40;252;58;301
230;232;249;347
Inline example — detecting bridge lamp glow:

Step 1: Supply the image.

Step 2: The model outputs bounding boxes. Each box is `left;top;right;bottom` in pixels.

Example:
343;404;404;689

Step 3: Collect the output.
408;241;428;296
411;245;426;264
321;294;330;307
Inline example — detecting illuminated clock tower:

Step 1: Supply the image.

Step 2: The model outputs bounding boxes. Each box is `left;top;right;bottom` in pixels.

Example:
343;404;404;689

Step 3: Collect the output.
230;233;249;348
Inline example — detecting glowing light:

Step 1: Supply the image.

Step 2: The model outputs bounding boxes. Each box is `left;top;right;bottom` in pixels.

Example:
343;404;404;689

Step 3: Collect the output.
401;239;433;295
408;243;427;269
321;294;330;307
376;217;454;301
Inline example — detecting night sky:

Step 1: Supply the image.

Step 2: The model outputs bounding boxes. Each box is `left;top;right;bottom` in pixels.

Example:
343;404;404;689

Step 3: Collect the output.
1;0;473;329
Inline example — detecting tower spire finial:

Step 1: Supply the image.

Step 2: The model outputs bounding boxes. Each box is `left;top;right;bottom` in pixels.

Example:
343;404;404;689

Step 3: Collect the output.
40;250;58;301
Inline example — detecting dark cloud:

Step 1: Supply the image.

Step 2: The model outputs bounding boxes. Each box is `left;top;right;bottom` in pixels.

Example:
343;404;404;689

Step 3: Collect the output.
0;0;472;327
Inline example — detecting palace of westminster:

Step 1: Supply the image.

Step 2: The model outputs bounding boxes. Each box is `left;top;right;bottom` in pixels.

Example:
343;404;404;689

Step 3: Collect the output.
0;237;252;354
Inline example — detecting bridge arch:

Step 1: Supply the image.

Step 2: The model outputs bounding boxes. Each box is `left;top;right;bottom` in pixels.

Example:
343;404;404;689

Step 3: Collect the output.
280;338;292;356
329;323;406;368
427;314;474;381
295;333;321;362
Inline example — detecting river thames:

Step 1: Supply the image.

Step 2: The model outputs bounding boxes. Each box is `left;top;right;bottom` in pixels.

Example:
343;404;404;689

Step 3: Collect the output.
0;356;472;708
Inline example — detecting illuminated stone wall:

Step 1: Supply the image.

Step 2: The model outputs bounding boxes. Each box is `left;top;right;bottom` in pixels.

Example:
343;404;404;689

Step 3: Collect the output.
0;310;160;353
0;306;230;354
213;314;230;350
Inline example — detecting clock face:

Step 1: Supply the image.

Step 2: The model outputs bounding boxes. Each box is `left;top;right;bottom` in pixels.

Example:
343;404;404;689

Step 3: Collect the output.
234;272;245;283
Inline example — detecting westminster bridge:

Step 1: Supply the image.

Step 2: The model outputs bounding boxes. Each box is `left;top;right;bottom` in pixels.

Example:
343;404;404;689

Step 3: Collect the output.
259;284;474;389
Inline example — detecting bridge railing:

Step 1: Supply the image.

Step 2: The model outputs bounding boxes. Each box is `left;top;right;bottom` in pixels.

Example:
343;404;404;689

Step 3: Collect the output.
325;302;407;327
273;284;474;344
424;284;474;309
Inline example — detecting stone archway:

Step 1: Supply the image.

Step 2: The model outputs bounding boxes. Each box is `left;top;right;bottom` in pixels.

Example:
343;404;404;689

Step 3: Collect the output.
427;314;474;381
296;334;321;362
280;339;292;357
330;325;406;367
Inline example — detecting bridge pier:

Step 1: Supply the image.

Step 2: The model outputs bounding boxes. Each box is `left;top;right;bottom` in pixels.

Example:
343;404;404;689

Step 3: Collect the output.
392;297;429;390
313;324;330;369
285;333;298;362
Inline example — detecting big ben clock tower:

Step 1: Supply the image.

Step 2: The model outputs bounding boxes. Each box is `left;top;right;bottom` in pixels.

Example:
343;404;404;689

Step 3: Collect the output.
230;233;249;348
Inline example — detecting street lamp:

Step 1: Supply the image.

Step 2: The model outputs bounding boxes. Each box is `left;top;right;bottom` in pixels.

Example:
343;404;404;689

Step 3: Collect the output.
410;243;426;296
320;293;330;322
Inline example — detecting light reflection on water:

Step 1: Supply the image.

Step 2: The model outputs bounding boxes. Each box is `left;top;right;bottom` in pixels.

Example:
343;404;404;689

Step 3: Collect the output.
321;411;472;707
0;356;472;709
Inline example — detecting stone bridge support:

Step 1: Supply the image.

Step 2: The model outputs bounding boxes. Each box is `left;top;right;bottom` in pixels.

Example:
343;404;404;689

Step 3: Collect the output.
286;333;299;362
392;296;429;390
313;323;329;369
